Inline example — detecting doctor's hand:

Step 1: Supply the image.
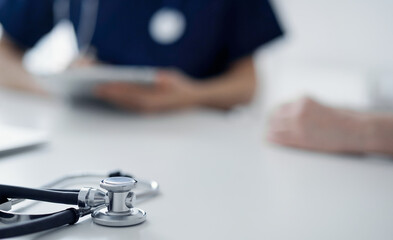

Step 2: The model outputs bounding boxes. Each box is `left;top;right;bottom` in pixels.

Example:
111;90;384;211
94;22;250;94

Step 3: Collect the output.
94;70;201;113
267;97;374;154
94;56;256;112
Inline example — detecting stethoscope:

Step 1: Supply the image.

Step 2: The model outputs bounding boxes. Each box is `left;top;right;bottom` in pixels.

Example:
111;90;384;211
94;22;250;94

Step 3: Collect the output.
0;171;159;238
53;0;100;56
53;0;186;57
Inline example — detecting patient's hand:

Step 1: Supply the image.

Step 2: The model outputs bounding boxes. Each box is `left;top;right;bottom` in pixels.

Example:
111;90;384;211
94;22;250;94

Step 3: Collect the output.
267;97;373;153
94;70;200;113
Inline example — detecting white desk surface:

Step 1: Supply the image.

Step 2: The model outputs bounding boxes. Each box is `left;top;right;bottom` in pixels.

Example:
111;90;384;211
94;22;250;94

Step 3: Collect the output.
1;89;393;240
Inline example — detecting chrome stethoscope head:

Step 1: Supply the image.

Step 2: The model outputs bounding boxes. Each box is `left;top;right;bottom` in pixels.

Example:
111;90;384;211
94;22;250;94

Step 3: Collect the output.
78;177;147;227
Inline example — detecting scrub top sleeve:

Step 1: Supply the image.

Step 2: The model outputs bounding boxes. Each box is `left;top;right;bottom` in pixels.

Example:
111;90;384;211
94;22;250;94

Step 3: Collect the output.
0;0;54;49
226;0;283;63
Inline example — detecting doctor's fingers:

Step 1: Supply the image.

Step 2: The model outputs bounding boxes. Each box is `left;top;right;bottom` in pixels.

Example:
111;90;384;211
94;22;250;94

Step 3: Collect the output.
117;92;176;113
94;84;158;111
106;92;164;112
95;82;157;96
95;82;162;103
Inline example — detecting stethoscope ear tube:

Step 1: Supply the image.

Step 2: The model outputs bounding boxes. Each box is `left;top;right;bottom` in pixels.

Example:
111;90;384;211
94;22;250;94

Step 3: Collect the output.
0;208;80;238
0;185;79;205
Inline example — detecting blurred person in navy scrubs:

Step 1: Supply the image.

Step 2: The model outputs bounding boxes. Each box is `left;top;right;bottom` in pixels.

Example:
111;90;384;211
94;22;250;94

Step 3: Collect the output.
0;0;283;112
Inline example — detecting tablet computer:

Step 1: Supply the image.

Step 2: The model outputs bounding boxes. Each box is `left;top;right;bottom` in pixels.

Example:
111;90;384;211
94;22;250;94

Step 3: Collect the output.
38;65;156;98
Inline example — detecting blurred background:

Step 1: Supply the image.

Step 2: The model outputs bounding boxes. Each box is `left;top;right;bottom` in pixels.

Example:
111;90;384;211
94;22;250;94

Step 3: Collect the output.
1;0;391;112
261;0;393;111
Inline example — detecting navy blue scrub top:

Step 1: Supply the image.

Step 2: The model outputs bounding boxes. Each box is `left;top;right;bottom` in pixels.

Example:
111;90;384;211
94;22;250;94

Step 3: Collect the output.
0;0;283;79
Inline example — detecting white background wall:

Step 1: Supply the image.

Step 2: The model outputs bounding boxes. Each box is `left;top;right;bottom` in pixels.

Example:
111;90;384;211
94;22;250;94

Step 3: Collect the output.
258;0;393;110
266;0;393;71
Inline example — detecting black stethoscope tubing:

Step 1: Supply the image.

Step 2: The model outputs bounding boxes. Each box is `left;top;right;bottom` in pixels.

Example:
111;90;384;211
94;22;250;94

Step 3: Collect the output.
0;184;83;238
0;208;80;238
0;184;79;205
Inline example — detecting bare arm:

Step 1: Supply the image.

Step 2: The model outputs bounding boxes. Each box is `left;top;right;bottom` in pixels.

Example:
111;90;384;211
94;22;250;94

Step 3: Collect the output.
0;35;43;93
194;56;256;109
365;114;393;155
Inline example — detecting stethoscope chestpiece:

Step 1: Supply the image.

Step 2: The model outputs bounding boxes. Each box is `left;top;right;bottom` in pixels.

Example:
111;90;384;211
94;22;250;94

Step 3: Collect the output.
91;177;146;227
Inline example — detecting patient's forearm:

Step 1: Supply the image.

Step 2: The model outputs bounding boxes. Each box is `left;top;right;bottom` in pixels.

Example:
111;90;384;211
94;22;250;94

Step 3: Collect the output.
0;35;41;93
365;114;393;155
